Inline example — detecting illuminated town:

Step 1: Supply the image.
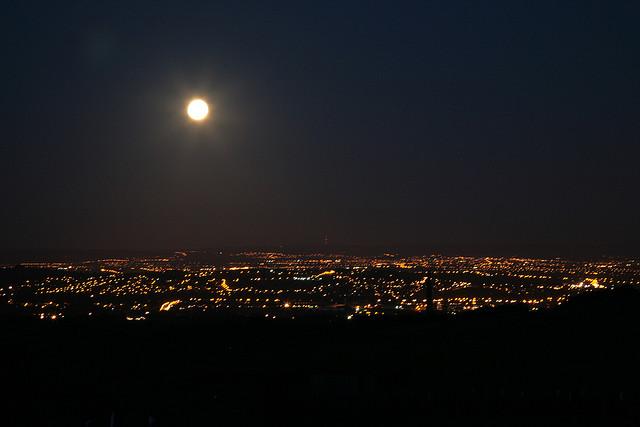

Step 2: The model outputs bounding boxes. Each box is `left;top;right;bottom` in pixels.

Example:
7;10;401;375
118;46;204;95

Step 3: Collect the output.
2;252;638;321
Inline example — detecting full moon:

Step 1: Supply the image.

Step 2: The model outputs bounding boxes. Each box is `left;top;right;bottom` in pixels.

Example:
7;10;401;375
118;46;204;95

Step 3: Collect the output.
187;98;209;121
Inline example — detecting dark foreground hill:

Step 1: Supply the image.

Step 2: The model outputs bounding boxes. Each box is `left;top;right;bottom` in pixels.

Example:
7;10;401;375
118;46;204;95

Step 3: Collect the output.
2;288;640;426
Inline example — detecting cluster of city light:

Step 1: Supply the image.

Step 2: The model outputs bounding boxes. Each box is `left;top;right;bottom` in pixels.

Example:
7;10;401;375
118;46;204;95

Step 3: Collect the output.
0;254;638;320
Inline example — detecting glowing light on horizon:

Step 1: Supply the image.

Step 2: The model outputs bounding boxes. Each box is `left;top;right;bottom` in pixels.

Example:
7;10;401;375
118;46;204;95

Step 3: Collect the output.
160;300;181;311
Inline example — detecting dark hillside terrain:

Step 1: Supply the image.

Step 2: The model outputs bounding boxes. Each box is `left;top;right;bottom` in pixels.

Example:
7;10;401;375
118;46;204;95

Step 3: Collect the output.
2;288;639;426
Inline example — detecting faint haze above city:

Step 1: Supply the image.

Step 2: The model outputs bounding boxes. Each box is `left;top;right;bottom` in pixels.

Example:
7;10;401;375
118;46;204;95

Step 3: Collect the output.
2;1;639;256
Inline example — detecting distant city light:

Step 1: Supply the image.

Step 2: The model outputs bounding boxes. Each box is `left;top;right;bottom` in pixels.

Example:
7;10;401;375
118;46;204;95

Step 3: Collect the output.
2;253;638;321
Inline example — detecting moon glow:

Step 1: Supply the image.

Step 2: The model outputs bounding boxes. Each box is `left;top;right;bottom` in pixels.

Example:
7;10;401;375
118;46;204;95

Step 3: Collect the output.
187;98;209;121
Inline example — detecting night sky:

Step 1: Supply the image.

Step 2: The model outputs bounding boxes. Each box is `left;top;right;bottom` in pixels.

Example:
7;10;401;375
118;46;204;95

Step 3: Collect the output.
2;1;639;256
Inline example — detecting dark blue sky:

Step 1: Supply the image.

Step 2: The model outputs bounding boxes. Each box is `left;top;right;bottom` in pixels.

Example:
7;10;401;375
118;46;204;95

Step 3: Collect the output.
2;1;639;256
